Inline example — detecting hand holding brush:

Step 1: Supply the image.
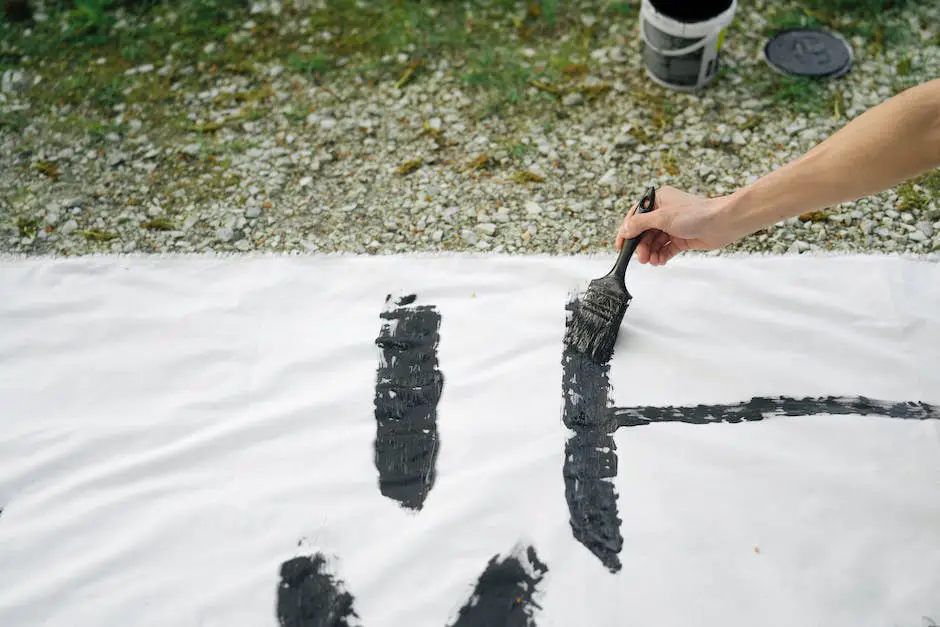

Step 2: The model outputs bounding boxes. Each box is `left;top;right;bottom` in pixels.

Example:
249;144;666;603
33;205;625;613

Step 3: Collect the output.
563;186;657;364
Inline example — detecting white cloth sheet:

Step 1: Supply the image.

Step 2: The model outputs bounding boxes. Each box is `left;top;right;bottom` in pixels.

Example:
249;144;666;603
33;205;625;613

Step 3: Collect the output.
0;252;938;627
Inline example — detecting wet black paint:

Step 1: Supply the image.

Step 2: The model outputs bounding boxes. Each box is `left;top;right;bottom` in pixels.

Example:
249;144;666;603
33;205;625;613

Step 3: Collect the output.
373;294;444;511
448;545;549;627
563;431;622;572
277;553;360;627
560;297;940;574
560;298;623;573
612;395;939;427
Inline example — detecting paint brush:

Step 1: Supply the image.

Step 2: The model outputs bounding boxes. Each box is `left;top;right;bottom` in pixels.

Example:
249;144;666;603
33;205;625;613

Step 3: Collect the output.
563;186;656;364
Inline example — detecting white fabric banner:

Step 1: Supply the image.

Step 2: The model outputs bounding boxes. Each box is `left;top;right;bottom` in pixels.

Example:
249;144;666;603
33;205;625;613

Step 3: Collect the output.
0;253;938;627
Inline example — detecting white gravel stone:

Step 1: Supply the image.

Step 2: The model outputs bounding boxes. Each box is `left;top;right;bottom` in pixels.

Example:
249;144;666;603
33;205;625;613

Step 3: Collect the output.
598;168;619;187
562;92;584;107
476;222;497;236
525;201;542;215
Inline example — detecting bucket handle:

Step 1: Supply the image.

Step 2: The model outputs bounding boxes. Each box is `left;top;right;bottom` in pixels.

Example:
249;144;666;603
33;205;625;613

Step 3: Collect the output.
640;15;723;57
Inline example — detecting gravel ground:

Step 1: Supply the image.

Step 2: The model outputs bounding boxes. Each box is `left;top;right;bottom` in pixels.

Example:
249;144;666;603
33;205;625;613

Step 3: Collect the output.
2;0;939;257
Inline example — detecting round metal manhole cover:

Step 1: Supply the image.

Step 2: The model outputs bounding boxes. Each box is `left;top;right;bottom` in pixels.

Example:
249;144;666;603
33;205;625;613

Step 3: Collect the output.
763;28;853;78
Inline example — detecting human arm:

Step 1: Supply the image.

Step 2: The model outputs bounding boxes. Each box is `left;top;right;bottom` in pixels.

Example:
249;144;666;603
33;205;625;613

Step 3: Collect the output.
617;77;940;265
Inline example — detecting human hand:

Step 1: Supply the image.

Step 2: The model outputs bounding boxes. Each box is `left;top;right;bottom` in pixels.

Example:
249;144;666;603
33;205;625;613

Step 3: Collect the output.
615;186;738;266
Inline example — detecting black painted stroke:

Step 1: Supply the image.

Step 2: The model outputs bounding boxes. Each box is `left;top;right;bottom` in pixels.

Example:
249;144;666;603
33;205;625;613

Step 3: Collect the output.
561;297;623;573
277;553;360;627
373;294;444;511
560;297;940;574
448;545;549;627
612;396;939;428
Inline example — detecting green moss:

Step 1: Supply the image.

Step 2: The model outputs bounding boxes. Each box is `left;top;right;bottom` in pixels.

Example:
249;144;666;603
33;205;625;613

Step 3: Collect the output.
34;161;60;179
141;217;176;231
896;56;912;76
798;211;829;223
512;170;544;184
396;158;423;175
896;180;927;212
16;217;41;238
78;229;120;241
0;111;30;133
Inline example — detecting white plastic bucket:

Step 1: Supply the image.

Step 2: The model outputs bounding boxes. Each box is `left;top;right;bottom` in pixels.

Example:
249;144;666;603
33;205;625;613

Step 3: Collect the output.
639;0;737;91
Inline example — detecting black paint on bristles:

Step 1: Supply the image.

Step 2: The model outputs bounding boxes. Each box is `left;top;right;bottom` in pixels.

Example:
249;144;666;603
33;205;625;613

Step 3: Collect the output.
563;186;656;364
563;284;631;365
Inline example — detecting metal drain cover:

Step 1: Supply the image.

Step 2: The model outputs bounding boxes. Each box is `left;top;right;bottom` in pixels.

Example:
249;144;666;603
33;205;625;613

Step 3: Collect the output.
764;28;853;78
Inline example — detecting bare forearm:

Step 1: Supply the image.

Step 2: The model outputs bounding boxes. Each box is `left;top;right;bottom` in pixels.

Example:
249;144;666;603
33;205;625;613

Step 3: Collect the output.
721;78;940;238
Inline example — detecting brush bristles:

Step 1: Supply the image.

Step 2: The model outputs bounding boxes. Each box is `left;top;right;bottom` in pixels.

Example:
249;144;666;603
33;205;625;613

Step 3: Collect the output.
564;287;630;364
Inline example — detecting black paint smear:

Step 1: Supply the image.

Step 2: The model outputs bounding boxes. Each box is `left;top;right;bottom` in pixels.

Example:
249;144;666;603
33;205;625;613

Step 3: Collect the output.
448;545;549;627
560;297;623;573
373;293;444;511
277;554;360;627
563;431;622;572
612;395;940;428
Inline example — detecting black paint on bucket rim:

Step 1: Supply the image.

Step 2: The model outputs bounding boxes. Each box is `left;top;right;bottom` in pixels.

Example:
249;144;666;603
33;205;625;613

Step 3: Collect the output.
647;0;733;23
763;28;853;79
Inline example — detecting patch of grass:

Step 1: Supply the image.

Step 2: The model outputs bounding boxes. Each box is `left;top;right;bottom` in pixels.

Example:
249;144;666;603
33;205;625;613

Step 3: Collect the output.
753;73;828;115
896;55;912;76
508;142;531;160
141;217;175;231
661;152;679;176
913;168;940;193
288;53;329;76
512;170;544;183
16;217;41;238
606;2;637;18
798;211;829;222
465;153;492;171
460;49;532;106
78;229;120;242
896;180;927;212
0;111;30;133
764;0;910;52
1;0;624;130
34;161;60;179
65;0;117;42
396;158;422;175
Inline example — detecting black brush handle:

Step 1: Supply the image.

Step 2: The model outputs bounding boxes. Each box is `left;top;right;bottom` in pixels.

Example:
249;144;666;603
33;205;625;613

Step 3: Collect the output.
608;186;656;281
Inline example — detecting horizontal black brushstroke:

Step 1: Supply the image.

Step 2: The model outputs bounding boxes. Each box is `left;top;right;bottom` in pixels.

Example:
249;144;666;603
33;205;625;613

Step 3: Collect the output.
560;297;624;573
277;554;359;627
373;294;444;511
612;395;940;428
448;545;549;627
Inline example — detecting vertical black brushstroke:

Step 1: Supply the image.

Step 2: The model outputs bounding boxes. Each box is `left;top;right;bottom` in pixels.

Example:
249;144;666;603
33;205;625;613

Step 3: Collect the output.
561;297;623;573
277;553;360;627
373;294;444;511
611;395;939;428
448;545;549;627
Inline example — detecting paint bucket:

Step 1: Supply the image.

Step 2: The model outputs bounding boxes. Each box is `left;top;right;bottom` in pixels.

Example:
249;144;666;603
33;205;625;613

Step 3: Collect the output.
639;0;737;91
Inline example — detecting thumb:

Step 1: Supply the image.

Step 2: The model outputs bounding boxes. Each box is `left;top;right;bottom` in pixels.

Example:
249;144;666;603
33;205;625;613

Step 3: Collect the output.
620;209;669;240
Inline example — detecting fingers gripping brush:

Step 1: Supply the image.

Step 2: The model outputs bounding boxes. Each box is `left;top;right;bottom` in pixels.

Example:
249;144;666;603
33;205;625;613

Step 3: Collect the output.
563;186;656;364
